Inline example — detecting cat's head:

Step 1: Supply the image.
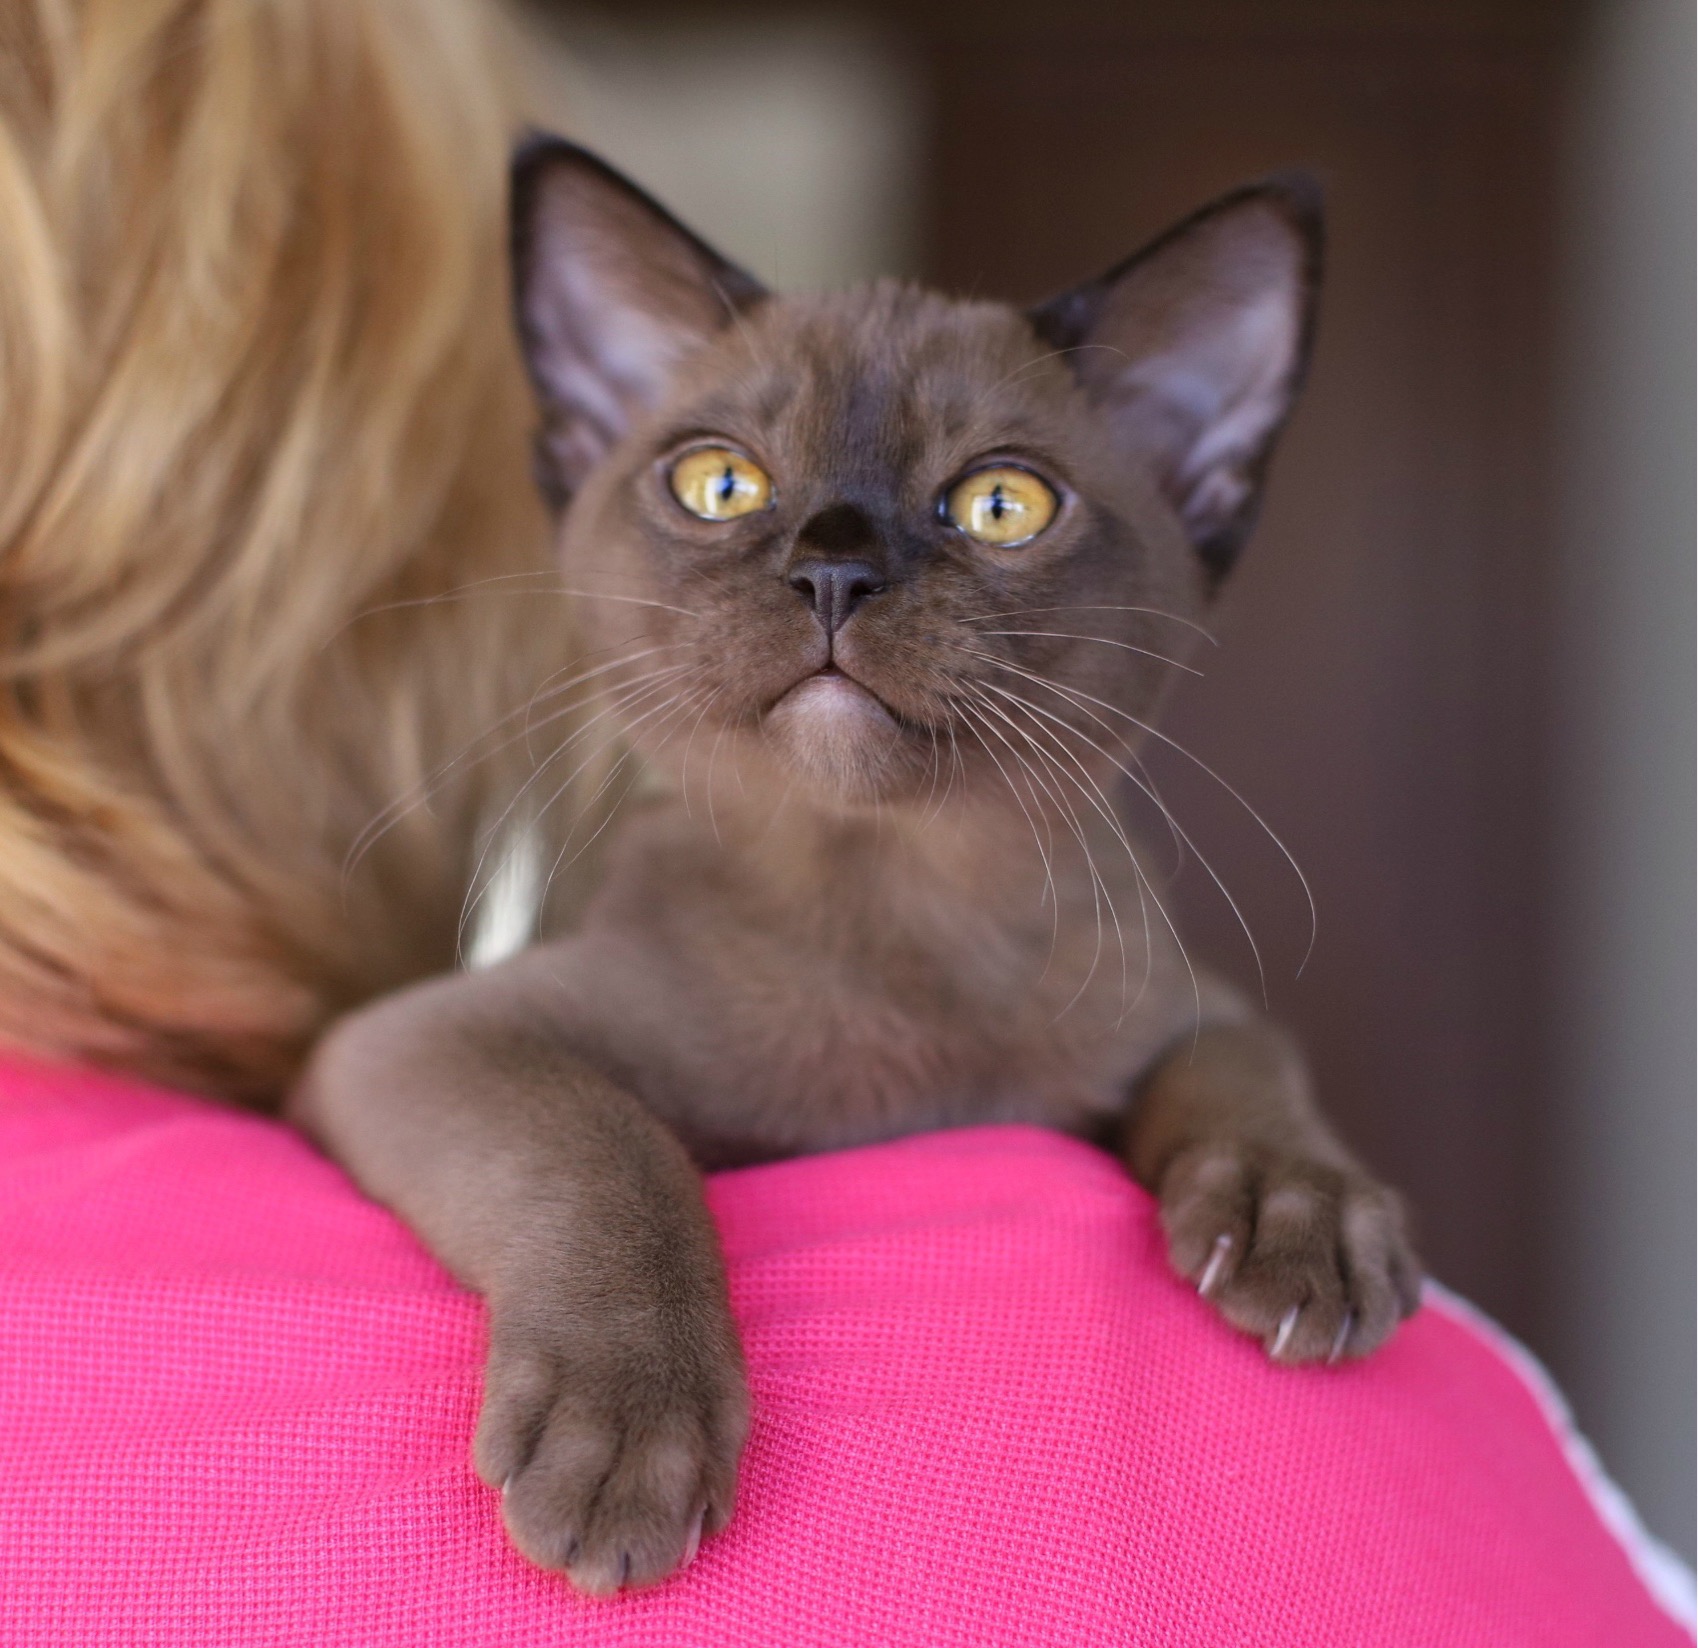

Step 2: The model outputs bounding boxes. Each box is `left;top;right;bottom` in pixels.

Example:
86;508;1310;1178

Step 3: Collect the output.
511;138;1319;812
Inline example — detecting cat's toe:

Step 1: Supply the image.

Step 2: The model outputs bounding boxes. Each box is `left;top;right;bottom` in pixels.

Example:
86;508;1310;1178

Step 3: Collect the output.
1158;1143;1257;1291
474;1325;746;1592
1159;1144;1420;1364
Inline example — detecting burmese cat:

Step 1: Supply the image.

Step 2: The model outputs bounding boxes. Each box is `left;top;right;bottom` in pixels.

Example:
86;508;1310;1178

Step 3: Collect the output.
293;138;1420;1595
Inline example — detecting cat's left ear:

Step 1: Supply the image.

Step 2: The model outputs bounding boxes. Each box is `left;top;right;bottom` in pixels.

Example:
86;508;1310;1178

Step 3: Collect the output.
511;136;768;506
1029;176;1322;580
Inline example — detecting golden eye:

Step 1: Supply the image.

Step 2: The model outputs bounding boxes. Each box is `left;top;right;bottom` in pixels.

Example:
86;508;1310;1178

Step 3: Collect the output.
668;445;774;521
944;465;1058;546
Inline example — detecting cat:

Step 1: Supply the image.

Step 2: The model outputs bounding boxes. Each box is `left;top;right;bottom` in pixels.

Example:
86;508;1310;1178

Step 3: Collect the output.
291;137;1421;1596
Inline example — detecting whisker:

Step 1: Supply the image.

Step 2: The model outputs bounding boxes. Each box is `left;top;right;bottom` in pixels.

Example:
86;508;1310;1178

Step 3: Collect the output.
976;680;1218;1018
969;655;1244;996
958;604;1217;645
966;689;1107;998
949;642;1315;975
676;685;727;824
964;684;1127;1016
1120;750;1186;878
703;701;735;848
337;569;570;635
954;698;1062;963
550;588;705;622
522;651;696;755
983;342;1131;398
972;629;1202;676
984;660;1191;877
532;678;714;906
343;643;692;882
976;682;1159;1017
456;664;701;933
344;575;705;629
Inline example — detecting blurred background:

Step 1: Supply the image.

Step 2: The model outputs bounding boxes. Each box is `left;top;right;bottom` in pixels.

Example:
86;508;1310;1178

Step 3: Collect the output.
511;0;1694;1557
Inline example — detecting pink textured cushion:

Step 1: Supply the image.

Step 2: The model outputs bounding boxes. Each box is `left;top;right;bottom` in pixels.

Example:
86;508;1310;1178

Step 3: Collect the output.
0;1057;1688;1646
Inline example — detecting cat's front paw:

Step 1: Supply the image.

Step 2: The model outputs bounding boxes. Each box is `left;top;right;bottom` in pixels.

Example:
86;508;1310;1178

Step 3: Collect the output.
472;1302;748;1594
1158;1142;1422;1363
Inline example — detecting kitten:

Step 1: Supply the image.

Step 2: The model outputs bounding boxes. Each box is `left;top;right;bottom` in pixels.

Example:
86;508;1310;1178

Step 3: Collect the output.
291;138;1420;1595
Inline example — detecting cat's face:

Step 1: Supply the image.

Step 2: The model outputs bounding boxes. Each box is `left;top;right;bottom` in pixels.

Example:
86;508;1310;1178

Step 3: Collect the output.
513;143;1319;812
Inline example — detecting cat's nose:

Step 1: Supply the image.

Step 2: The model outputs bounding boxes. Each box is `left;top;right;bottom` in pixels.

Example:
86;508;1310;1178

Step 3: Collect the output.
787;559;887;635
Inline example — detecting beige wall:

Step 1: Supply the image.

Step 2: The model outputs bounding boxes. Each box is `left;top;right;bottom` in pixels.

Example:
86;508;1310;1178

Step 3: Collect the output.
512;7;920;288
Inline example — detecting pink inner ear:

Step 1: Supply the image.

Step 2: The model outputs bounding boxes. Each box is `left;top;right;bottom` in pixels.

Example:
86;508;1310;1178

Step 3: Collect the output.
1030;182;1320;569
512;140;767;500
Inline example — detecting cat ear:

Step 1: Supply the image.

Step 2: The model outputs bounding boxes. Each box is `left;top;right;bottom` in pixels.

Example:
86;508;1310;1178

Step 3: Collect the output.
510;136;768;505
1029;176;1322;580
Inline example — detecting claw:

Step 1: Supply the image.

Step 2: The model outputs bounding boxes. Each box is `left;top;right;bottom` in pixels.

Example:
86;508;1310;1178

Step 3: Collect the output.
683;1507;706;1569
1271;1305;1301;1359
1198;1232;1233;1297
1328;1311;1355;1365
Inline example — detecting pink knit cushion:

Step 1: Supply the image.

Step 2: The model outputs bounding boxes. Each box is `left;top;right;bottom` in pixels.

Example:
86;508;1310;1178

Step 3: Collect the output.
0;1056;1688;1646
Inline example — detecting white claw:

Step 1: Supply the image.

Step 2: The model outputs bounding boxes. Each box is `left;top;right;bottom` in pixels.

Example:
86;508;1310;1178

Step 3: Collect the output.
1198;1233;1233;1297
1328;1311;1355;1365
501;1474;515;1498
1271;1305;1301;1359
682;1508;706;1569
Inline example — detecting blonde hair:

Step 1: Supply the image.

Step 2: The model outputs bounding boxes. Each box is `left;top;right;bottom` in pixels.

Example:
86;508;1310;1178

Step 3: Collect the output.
0;0;582;1101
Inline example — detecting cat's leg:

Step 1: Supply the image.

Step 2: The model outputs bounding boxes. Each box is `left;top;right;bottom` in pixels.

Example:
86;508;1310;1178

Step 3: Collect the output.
1123;1018;1422;1363
288;950;746;1593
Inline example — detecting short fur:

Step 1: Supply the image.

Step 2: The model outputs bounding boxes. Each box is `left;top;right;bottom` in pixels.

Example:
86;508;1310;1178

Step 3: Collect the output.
295;141;1421;1594
0;0;592;1100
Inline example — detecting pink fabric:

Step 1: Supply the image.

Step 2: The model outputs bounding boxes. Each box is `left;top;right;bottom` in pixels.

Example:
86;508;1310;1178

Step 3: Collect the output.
0;1057;1685;1647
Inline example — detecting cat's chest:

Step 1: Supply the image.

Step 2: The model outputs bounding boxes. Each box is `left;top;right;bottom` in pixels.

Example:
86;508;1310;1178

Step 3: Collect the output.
636;917;1076;1154
581;830;1169;1156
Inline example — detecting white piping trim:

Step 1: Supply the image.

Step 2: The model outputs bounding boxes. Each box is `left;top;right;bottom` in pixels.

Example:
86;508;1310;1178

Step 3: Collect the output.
1425;1280;1696;1636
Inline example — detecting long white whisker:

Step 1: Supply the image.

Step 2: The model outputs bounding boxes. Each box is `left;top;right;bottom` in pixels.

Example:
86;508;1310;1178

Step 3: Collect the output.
676;686;727;824
983;341;1131;398
344;644;692;882
955;699;1061;963
977;683;1159;1018
457;665;701;935
951;643;1315;976
977;655;1265;1000
550;588;705;621
965;684;1125;1016
703;701;735;848
958;604;1217;645
963;685;1120;1003
522;654;696;756
346;576;705;629
532;679;713;905
972;630;1202;676
976;681;1208;1023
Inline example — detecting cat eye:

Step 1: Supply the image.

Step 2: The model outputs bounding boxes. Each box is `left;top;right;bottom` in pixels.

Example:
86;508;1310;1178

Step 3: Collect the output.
668;445;774;521
944;465;1059;547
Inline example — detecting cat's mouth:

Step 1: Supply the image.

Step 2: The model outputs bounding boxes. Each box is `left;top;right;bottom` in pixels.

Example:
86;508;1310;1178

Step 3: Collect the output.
759;666;907;800
767;666;899;731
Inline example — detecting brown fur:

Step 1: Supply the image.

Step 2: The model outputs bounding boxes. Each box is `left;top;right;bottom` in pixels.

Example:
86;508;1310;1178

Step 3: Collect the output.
294;140;1421;1594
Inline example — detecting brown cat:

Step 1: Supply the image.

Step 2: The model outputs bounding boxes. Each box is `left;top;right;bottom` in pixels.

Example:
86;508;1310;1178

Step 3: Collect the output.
291;138;1420;1596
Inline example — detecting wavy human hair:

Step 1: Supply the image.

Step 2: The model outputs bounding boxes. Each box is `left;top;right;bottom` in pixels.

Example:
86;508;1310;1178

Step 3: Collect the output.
0;0;587;1101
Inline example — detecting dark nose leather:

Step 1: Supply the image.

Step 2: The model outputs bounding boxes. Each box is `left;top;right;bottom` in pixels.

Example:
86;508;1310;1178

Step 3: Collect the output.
787;558;886;635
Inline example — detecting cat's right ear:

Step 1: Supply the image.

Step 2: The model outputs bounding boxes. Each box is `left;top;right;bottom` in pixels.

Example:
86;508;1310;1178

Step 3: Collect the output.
510;136;767;507
1029;177;1322;583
